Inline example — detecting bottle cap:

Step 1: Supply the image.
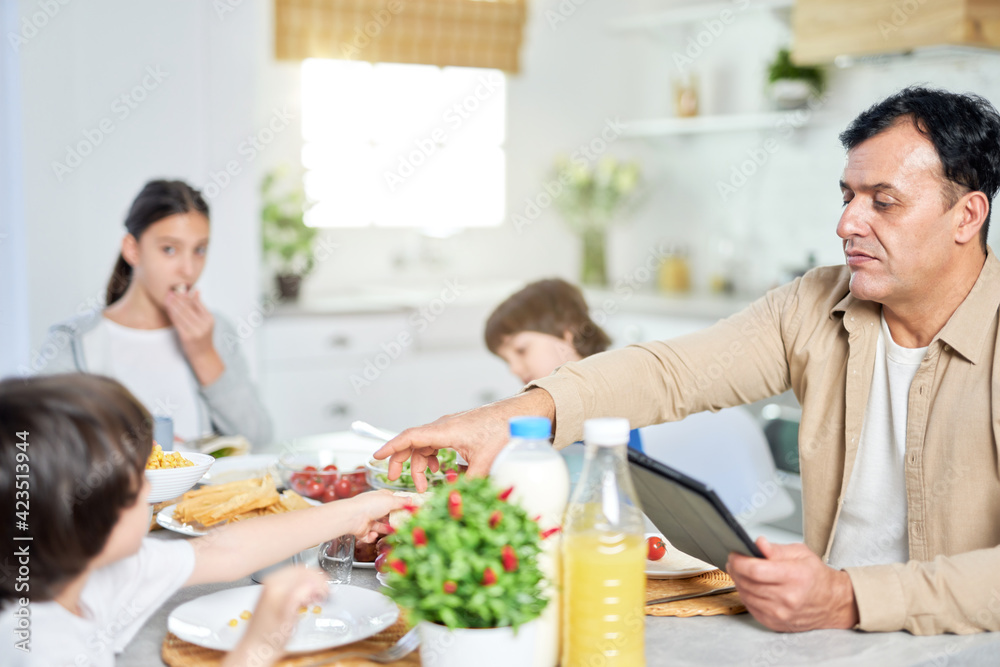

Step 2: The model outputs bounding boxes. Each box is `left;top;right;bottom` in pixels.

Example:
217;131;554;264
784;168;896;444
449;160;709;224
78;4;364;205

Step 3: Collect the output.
509;416;552;439
583;418;630;446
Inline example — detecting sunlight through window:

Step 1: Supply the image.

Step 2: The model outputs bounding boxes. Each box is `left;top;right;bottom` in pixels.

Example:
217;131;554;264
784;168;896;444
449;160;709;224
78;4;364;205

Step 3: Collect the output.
301;59;506;232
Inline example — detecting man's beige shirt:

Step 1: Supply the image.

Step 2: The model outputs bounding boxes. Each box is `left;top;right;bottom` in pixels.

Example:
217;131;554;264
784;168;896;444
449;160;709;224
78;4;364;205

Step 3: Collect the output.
530;251;1000;635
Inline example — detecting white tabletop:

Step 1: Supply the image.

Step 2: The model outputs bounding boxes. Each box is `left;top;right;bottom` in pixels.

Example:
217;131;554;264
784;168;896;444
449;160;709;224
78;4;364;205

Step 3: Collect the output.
117;531;1000;667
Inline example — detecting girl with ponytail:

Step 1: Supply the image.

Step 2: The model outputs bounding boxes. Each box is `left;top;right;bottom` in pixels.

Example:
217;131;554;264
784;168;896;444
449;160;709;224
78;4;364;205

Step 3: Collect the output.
39;179;273;448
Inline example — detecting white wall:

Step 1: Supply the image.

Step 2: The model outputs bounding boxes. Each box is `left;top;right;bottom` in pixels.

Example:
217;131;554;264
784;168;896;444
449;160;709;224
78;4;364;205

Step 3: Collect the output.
13;0;267;374
8;0;1000;377
281;1;1000;300
1;1;31;376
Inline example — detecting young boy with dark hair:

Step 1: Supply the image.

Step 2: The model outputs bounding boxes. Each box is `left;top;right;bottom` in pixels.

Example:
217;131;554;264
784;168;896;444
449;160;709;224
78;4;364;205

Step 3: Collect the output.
0;374;405;666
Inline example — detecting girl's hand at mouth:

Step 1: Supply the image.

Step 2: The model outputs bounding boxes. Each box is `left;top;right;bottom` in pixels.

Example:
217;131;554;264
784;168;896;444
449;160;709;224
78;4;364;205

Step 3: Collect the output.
165;288;225;385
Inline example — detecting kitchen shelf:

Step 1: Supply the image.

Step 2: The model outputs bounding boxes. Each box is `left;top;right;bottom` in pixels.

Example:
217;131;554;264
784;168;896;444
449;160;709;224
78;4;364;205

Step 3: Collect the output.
610;0;793;33
622;111;823;138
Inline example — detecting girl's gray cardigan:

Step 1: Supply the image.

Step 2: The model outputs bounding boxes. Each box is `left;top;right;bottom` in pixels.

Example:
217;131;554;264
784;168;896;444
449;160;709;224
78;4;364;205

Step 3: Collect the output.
36;309;273;448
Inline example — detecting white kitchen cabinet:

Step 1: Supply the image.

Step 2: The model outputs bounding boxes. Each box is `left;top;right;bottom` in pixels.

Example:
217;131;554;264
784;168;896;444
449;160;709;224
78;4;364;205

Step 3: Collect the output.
259;310;521;442
258;296;743;443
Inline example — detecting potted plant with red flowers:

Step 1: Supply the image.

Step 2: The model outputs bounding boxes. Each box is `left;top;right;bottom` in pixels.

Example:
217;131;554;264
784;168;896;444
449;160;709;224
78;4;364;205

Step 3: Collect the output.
381;475;550;667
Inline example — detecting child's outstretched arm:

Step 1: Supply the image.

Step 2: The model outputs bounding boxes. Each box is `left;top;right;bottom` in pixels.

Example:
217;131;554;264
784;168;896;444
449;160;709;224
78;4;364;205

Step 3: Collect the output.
185;489;408;587
220;566;328;667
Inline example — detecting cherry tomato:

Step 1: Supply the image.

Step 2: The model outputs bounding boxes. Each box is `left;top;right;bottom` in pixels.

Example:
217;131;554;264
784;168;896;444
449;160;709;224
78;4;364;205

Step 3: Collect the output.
323;464;338;473
647;536;667;561
303;479;324;499
289;473;308;494
320;486;339;503
334;478;354;499
302;465;317;472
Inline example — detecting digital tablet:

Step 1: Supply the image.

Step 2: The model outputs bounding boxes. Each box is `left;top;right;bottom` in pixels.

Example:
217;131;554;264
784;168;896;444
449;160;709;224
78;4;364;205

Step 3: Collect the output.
628;448;764;570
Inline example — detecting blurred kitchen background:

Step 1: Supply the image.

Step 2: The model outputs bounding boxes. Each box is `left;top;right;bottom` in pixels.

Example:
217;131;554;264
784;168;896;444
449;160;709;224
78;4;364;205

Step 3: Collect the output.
2;1;999;537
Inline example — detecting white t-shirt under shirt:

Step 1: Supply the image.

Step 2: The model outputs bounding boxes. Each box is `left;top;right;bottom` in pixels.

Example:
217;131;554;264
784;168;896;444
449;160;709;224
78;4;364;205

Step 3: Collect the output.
0;539;195;667
82;317;204;443
828;314;928;569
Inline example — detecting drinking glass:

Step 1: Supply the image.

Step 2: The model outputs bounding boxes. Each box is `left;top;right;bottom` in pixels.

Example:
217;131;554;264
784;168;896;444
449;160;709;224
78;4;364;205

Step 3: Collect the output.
318;534;355;584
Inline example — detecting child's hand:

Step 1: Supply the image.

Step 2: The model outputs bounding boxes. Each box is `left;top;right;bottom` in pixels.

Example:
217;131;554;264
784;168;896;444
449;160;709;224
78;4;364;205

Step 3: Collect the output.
221;566;327;667
340;489;410;543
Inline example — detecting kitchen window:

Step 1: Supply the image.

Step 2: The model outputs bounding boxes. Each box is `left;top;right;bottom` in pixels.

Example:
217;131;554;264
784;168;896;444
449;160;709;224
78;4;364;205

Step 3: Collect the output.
301;59;507;232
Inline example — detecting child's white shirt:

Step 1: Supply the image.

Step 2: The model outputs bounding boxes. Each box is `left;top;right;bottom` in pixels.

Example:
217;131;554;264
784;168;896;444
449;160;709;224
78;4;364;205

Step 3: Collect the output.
1;538;195;666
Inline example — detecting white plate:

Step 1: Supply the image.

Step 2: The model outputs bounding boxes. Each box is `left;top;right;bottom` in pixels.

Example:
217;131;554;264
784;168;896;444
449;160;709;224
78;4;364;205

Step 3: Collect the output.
157;497;320;537
644;532;716;580
200;454;278;486
168;584;398;653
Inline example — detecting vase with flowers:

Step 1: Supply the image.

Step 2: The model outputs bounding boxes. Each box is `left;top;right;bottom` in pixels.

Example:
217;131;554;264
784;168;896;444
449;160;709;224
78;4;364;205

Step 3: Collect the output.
552;155;641;287
382;475;551;667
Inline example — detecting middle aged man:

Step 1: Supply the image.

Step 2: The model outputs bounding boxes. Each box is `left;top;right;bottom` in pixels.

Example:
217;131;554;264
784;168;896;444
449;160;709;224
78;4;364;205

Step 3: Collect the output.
375;87;1000;635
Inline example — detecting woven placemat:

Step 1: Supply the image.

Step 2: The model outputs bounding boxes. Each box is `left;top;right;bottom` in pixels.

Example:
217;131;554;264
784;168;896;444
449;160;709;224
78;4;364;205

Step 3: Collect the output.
162;615;420;666
645;570;746;617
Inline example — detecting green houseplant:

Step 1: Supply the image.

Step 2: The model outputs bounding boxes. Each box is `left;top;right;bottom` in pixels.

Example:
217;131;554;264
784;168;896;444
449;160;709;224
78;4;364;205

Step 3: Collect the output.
767;47;826;110
383;475;550;666
552;155;641;287
260;167;317;301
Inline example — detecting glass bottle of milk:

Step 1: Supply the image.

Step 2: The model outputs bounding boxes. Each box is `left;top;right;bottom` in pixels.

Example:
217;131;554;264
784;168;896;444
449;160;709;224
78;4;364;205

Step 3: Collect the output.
490;416;569;667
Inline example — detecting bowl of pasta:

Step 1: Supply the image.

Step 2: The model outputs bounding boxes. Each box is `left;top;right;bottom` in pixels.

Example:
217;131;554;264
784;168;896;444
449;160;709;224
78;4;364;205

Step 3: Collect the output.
145;445;215;503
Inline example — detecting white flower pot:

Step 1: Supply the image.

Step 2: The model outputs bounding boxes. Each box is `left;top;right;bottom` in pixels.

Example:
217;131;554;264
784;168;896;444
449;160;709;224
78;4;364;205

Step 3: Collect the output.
418;618;538;667
769;78;814;110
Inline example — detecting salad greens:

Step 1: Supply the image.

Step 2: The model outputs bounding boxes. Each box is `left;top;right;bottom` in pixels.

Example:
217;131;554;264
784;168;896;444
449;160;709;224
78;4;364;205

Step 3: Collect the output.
371;448;459;489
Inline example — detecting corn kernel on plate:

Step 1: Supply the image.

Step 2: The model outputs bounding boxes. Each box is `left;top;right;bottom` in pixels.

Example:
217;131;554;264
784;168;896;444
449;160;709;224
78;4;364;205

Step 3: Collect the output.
168;583;398;653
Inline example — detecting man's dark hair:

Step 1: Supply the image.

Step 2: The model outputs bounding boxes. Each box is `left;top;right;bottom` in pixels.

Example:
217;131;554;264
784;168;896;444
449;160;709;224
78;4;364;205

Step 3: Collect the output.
0;374;152;604
839;86;1000;252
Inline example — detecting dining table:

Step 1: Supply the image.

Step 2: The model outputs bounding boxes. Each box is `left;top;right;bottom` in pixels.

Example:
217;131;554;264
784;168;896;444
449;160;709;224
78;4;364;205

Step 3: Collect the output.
119;528;1000;667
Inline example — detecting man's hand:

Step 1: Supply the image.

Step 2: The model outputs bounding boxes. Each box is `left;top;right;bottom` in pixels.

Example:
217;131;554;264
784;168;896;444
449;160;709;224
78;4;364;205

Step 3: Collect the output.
372;389;556;492
164;288;224;385
727;537;859;632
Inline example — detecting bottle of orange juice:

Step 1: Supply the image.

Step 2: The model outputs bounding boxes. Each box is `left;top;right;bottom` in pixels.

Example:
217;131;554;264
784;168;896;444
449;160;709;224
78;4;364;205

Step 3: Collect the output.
562;418;646;667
